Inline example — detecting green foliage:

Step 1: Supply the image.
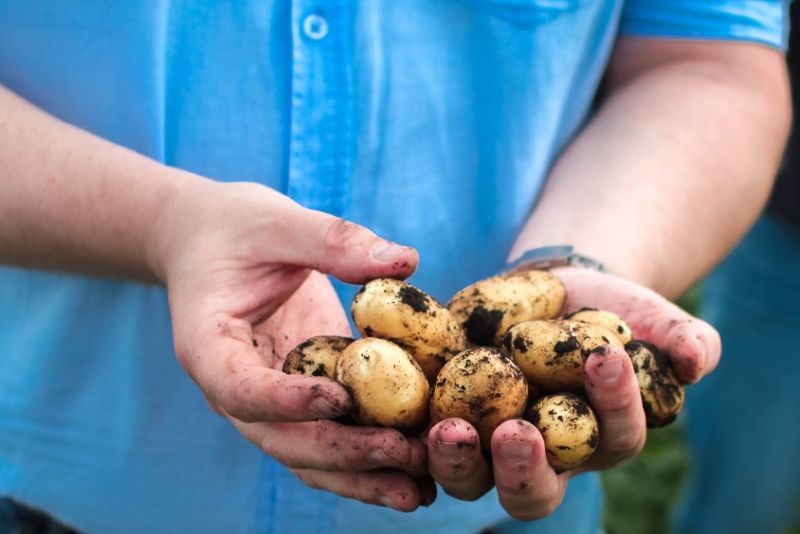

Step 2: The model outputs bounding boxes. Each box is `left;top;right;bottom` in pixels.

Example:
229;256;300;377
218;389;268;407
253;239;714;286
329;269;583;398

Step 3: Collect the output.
783;495;800;534
601;422;690;534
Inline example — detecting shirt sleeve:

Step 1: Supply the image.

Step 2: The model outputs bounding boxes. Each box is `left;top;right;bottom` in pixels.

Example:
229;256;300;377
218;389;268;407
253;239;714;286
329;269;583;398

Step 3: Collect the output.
620;0;789;51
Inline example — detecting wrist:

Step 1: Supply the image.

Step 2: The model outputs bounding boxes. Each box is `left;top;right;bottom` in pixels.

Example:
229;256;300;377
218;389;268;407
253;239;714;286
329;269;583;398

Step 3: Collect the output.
144;168;218;284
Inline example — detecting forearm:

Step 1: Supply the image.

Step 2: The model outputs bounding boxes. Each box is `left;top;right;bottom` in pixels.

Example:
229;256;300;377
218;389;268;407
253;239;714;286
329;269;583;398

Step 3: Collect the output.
0;85;202;282
511;39;790;298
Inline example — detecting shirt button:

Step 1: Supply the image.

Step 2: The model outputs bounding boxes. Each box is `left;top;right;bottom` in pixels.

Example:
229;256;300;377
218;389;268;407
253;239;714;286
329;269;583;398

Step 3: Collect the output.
303;14;328;40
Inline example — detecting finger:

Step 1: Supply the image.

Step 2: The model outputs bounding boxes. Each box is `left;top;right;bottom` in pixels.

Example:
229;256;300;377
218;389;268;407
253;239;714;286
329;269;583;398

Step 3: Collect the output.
415;476;438;507
581;345;647;470
555;267;721;383
233;419;428;474
427;419;492;501
182;318;352;422
293;468;425;512
490;419;567;521
645;314;721;383
276;208;419;284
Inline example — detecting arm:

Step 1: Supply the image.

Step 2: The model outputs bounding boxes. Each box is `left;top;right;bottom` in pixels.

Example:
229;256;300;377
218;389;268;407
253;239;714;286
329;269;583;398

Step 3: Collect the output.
428;39;791;519
0;85;185;282
0;85;431;511
512;38;791;298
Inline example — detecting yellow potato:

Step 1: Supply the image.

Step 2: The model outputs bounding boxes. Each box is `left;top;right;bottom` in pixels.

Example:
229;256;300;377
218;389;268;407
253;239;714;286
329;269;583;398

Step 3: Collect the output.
564;307;633;345
504;320;623;392
351;278;466;380
334;338;429;433
447;270;566;347
430;347;528;447
626;340;685;428
282;335;354;379
527;393;599;472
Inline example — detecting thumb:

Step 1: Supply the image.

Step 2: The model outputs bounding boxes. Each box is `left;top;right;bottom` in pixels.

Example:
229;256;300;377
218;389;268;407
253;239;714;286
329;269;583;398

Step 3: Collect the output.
276;207;419;285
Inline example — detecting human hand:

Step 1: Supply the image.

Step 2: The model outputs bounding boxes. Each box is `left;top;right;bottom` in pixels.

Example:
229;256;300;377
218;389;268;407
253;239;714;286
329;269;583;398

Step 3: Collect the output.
426;267;720;519
155;180;432;511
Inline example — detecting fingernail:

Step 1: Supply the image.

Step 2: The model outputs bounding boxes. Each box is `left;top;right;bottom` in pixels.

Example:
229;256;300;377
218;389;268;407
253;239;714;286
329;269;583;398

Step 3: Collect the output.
371;242;408;263
377;495;396;509
367;449;393;465
498;441;533;461
309;397;339;418
436;440;468;461
595;357;624;385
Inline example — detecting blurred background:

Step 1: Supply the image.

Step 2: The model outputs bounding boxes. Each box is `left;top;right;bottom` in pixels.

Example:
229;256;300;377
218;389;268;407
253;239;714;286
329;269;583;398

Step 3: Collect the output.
602;287;800;534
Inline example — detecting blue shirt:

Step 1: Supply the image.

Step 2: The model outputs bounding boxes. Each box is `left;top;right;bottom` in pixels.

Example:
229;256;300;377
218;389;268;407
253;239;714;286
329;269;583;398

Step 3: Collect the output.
0;2;785;533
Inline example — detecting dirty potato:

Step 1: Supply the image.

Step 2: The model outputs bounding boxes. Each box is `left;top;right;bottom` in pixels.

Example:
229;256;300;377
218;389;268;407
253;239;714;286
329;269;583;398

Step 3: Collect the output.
334;338;429;433
447;270;566;347
504;320;623;392
430;347;528;447
564;307;633;345
282;335;354;379
526;393;599;472
351;278;466;380
625;340;685;428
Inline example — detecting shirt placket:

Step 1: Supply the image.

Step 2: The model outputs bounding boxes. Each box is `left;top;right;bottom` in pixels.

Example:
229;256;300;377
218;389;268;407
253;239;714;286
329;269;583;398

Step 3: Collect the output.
274;2;352;532
288;0;353;218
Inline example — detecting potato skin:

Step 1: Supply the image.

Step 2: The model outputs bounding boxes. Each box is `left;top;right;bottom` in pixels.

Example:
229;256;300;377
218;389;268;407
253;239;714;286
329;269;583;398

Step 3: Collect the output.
282;336;354;379
526;393;599;472
351;278;466;380
447;270;566;347
504;320;623;392
430;347;528;447
625;340;685;428
564;307;633;345
334;338;429;433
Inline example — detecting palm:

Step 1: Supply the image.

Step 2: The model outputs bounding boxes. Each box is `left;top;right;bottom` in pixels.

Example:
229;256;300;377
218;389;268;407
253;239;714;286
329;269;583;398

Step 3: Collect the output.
553;267;720;382
253;271;352;369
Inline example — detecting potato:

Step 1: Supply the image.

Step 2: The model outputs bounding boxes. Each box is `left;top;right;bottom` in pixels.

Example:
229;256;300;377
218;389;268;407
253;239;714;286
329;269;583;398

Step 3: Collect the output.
625;340;685;428
564;307;633;345
351;278;466;380
282;335;354;379
334;338;429;433
503;320;623;392
526;393;599;472
430;347;528;447
447;270;566;347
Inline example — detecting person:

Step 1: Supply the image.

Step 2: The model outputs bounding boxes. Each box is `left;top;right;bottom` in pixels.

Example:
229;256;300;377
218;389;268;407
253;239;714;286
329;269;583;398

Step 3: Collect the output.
676;2;800;531
0;2;789;533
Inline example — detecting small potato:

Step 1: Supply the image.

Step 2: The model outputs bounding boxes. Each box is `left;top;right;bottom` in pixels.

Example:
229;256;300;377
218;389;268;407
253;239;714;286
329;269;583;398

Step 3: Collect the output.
334;338;429;433
282;336;354;379
447;270;566;347
626;340;685;428
351;278;466;380
564;307;633;345
504;320;623;392
430;347;528;447
526;393;599;472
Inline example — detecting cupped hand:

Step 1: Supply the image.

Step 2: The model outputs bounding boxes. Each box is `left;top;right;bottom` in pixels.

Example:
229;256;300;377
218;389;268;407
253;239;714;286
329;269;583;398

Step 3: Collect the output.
155;180;432;511
427;266;720;519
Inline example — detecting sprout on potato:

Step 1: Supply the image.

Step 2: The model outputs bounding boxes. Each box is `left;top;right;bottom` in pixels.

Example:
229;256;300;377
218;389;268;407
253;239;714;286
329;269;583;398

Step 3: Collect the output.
625;340;685;428
430;347;528;447
526;393;599;472
334;338;430;433
351;278;466;380
283;335;354;379
447;270;567;347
